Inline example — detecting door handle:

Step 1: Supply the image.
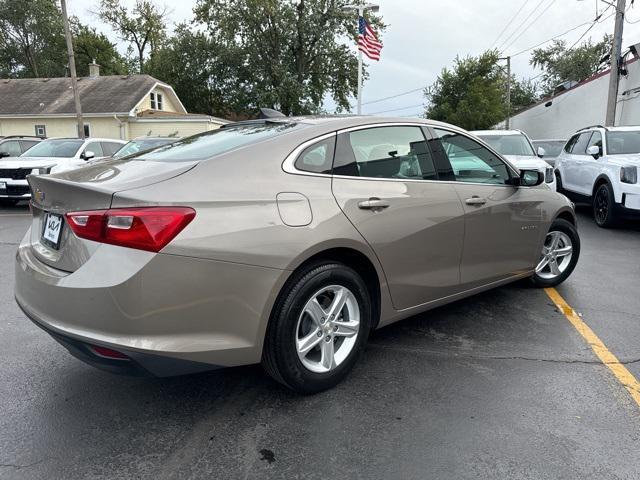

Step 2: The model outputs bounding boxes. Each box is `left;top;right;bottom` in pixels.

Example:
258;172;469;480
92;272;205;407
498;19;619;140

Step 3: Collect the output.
465;196;487;206
358;198;390;210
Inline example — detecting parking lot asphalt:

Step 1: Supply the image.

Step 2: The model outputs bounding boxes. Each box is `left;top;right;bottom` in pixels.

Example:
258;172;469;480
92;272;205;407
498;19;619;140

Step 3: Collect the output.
1;203;640;480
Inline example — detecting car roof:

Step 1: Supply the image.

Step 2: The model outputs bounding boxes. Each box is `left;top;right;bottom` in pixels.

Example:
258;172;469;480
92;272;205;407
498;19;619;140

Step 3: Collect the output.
40;137;126;142
533;138;566;142
470;129;524;136
131;136;179;141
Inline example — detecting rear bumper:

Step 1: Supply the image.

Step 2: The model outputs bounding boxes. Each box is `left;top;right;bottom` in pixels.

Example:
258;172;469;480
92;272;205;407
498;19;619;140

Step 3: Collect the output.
14;233;288;376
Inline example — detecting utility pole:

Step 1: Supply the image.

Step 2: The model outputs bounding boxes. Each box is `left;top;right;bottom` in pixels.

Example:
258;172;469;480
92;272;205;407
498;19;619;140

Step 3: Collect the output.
499;56;511;129
60;0;85;139
605;0;626;126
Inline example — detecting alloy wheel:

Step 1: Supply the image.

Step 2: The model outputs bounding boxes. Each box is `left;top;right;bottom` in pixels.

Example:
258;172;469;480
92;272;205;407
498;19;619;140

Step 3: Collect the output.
295;285;360;373
535;231;573;280
595;186;609;225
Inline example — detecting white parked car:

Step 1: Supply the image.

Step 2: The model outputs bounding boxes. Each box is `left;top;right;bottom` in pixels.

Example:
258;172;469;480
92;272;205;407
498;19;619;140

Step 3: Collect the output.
555;125;640;227
0;137;125;205
472;130;556;191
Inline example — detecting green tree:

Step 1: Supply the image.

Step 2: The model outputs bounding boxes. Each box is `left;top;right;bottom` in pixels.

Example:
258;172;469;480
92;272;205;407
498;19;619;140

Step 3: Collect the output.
146;24;248;116
425;51;507;130
0;0;66;77
531;35;611;96
72;22;129;76
193;0;383;116
96;0;168;73
509;77;538;115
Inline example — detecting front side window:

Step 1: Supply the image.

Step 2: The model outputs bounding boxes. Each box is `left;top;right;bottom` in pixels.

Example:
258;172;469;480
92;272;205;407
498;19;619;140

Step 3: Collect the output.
20;139;83;158
606;130;640;154
294;137;335;174
570;132;592;154
434;129;511;185
0;140;21;157
476;134;536;157
334;126;437;180
83;142;104;158
586;131;603;154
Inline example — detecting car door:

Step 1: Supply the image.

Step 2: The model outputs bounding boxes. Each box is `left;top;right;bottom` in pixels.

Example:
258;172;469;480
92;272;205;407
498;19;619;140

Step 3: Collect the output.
331;125;465;310
429;127;544;290
563;132;592;194
580;130;603;194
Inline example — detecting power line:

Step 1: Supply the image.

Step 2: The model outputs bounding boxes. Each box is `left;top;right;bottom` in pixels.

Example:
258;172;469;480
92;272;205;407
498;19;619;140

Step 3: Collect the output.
361;87;425;106
496;0;547;52
500;0;558;53
566;4;615;51
368;103;424;115
507;21;592;57
489;0;530;50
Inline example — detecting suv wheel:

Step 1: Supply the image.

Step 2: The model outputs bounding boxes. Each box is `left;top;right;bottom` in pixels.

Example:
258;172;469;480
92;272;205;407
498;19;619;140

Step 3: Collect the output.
531;219;580;287
262;262;371;394
593;182;617;228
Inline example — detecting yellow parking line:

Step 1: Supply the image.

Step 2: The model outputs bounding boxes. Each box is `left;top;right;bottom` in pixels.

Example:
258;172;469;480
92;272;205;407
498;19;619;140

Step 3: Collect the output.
545;287;640;408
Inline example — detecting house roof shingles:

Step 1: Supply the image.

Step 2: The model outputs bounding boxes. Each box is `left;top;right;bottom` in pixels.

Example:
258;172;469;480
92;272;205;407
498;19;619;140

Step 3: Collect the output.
0;74;160;116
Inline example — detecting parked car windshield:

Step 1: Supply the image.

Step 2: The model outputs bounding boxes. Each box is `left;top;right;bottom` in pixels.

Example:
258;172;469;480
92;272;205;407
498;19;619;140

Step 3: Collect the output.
533;140;565;157
476;134;536;157
20;139;83;158
113;138;176;159
606;131;640;155
136;122;301;162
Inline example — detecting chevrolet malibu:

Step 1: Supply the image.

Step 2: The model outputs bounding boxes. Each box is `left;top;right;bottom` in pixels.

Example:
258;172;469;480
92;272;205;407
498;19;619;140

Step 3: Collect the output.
15;116;580;393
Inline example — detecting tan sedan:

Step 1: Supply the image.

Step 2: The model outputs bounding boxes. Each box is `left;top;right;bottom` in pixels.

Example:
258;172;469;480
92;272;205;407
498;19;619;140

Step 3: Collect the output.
14;116;579;393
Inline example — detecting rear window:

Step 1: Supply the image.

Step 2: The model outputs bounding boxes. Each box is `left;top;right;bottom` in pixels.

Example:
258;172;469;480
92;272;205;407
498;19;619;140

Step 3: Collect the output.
136;122;301;162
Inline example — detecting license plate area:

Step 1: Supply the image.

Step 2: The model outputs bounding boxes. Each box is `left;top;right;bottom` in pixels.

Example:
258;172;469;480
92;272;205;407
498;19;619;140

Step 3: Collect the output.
41;212;64;250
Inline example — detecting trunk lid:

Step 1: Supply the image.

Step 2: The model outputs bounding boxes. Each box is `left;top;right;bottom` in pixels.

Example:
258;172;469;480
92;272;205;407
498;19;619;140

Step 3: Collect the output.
27;158;197;272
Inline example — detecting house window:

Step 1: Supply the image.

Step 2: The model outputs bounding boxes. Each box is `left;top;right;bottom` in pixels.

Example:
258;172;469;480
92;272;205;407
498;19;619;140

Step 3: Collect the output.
150;92;163;110
84;123;91;137
35;125;46;137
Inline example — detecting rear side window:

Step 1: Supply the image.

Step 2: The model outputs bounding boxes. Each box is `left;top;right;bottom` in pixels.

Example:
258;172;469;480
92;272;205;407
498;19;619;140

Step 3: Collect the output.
333;126;437;180
564;135;579;153
294;137;335;174
19;140;39;153
101;142;124;156
137;122;301;162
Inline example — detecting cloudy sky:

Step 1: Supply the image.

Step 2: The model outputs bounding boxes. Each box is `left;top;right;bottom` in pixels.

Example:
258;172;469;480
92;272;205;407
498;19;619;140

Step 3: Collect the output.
69;0;640;116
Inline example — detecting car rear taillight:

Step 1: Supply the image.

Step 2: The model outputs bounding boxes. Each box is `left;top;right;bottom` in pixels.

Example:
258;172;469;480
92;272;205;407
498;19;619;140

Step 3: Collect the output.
65;207;195;252
90;345;129;360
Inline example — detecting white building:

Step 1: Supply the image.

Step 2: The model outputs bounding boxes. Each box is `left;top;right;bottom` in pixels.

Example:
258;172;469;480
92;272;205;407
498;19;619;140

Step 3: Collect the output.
509;56;640;140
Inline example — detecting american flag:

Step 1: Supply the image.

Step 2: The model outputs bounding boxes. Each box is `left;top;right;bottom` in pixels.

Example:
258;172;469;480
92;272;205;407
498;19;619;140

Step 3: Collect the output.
358;16;382;61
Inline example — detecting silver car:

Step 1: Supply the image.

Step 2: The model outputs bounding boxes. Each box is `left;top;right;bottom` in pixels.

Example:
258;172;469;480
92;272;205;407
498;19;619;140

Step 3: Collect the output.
14;116;580;393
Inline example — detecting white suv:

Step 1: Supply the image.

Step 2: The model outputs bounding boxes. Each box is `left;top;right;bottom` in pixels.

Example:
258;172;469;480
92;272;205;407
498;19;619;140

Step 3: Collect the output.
471;130;556;191
0;137;125;205
555;125;640;227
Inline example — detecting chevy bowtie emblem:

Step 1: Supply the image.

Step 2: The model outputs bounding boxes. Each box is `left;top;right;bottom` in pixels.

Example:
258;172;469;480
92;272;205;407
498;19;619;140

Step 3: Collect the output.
35;188;45;202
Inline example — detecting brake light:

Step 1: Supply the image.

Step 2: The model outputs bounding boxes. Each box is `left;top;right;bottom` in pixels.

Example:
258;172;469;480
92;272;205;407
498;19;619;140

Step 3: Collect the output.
65;207;195;252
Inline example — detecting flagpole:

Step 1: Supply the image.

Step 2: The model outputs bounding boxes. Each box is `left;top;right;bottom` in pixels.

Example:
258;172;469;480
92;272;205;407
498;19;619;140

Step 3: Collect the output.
357;7;364;115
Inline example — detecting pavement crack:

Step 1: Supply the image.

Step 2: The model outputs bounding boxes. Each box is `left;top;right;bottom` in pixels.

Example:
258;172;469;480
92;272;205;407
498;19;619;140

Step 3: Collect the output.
0;241;19;246
0;459;46;470
367;342;640;366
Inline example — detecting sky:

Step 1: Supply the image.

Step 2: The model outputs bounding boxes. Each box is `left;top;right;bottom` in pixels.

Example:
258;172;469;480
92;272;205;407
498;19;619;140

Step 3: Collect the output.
68;0;640;117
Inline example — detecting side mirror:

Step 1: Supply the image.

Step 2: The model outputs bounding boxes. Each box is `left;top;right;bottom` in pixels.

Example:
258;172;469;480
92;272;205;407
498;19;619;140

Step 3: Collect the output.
586;145;601;159
537;146;546;158
0;151;10;158
508;169;544;187
82;150;95;160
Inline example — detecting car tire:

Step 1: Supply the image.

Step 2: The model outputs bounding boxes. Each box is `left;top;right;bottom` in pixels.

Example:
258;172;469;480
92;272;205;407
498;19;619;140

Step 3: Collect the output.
262;262;372;394
555;171;564;193
593;183;617;228
531;218;580;288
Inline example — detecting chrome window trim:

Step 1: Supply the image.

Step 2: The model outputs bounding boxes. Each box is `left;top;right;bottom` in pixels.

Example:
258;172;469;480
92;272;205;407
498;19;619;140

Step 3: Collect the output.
282;121;534;187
